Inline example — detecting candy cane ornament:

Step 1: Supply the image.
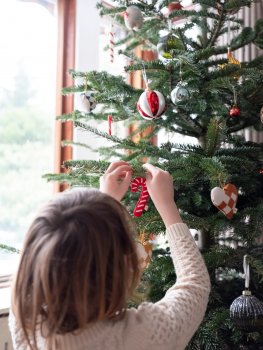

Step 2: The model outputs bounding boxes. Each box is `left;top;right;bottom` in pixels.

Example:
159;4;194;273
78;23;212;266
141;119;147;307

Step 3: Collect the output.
130;177;149;217
108;115;113;135
109;24;114;63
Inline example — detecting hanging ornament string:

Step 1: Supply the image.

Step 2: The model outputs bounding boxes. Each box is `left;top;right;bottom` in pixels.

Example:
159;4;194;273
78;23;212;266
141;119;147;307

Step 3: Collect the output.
109;24;114;63
179;60;182;82
84;76;88;92
168;18;172;31
232;85;237;106
243;255;250;290
229;84;240;117
227;21;241;70
142;64;149;90
227;19;231;48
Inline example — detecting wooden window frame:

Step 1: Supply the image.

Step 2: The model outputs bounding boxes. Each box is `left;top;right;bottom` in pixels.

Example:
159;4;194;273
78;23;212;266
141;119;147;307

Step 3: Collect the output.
54;0;76;192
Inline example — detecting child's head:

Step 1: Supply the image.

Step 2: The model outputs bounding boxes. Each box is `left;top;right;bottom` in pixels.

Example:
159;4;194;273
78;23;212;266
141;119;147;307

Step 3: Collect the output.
13;188;140;345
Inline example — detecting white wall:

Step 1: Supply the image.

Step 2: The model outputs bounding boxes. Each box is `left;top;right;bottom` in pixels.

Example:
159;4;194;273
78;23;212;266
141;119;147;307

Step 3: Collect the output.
74;0;127;161
74;0;101;160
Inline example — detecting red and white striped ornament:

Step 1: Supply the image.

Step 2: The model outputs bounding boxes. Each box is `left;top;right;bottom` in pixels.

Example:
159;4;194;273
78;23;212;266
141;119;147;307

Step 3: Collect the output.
137;89;166;120
130;177;150;217
109;25;114;63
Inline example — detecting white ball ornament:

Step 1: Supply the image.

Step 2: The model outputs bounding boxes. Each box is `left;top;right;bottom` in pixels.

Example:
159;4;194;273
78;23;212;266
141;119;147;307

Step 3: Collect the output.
170;83;189;104
137;89;166;120
80;92;97;113
124;5;143;31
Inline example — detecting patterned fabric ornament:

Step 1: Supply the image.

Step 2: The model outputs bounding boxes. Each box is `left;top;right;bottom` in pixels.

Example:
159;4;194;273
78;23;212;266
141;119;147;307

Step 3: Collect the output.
211;183;238;219
130;177;150;217
136;232;155;270
230;256;263;331
171;83;189;104
137;89;166;120
80;92;97;113
124;5;143;31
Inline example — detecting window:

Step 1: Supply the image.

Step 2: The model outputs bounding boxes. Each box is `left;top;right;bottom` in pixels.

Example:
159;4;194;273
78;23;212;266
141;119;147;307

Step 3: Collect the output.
0;0;57;275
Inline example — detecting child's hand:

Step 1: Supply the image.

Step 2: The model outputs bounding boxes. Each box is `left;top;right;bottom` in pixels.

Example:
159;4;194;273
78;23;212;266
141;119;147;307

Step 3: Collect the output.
100;161;132;201
143;163;183;227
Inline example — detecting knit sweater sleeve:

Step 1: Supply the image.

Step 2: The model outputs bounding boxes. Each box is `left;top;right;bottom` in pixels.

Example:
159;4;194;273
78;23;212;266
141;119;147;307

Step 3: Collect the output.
8;310;28;350
127;223;210;350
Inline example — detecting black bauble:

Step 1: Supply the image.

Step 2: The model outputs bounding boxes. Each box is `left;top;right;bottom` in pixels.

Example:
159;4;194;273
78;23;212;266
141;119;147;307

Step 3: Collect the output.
230;290;263;331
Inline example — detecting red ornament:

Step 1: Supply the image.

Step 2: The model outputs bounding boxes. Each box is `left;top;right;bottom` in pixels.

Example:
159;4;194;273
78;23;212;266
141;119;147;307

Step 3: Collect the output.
130;177;150;217
108;115;113;135
137;89;166;120
229;106;240;117
162;2;183;18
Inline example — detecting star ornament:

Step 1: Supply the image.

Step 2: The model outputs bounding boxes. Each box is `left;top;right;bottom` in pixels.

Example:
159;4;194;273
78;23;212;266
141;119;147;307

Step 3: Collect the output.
219;47;241;80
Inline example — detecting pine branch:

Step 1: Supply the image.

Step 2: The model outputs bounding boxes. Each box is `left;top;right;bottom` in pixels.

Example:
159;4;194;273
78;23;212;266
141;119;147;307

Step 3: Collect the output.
0;244;20;254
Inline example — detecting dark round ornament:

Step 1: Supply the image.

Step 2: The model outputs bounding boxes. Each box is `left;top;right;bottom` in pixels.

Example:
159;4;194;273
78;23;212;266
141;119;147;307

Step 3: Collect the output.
230;290;263;331
229;105;240;117
157;33;182;60
171;84;189;104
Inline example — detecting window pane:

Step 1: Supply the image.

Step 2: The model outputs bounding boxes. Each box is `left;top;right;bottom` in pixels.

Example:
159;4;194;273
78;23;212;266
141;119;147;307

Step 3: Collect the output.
0;0;57;275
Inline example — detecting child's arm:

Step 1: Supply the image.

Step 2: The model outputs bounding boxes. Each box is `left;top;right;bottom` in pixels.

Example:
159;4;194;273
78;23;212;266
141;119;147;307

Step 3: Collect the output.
127;164;210;350
142;163;183;227
99;161;132;201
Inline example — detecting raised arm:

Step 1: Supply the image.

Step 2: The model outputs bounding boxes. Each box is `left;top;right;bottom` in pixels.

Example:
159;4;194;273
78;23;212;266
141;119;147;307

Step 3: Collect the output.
135;164;211;349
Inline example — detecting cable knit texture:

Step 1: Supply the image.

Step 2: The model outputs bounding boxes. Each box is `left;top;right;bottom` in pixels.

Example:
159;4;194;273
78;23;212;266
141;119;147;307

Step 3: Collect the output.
9;223;210;350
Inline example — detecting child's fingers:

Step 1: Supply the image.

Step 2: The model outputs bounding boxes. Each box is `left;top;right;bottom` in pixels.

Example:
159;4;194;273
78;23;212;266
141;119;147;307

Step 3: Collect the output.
105;161;129;174
123;169;132;182
109;165;132;178
143;163;161;179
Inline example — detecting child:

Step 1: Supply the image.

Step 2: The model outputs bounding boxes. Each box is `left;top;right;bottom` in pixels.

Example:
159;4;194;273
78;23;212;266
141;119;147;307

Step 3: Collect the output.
9;161;210;350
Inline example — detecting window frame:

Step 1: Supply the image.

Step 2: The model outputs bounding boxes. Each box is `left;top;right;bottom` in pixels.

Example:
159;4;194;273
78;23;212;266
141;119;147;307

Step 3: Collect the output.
54;0;76;192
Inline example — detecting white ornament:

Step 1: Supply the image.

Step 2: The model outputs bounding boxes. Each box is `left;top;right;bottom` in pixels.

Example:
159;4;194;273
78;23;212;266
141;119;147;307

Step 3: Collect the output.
124;5;143;31
80;92;96;113
170;83;189;104
137;89;166;120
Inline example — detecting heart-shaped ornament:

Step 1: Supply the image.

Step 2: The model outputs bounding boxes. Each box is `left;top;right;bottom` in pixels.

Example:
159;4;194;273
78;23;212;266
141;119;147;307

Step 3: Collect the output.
211;183;238;219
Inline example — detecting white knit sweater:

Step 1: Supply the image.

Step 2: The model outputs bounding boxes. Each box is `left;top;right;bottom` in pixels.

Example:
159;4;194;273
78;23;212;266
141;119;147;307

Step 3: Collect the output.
9;223;210;350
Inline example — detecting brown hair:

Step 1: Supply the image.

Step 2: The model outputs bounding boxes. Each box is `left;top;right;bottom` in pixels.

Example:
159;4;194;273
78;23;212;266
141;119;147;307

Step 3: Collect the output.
12;188;140;349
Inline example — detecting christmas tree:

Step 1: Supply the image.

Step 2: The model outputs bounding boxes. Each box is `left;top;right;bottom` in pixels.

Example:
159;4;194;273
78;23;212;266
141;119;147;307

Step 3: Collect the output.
45;0;263;348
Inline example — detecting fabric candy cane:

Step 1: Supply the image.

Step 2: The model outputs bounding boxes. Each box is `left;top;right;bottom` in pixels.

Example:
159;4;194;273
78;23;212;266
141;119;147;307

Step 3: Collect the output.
130;177;149;217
